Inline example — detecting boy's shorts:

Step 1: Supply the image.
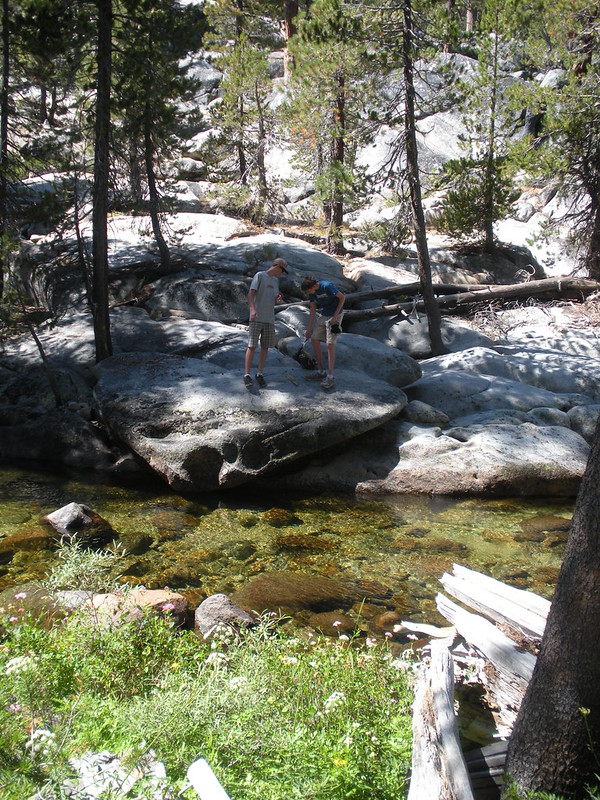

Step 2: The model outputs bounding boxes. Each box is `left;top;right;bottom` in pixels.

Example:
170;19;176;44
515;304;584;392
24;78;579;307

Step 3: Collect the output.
312;312;344;344
248;320;276;348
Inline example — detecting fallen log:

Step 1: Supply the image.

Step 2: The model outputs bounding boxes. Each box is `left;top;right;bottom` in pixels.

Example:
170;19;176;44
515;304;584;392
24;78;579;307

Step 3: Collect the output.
436;593;536;733
343;277;600;322
406;566;551;799
440;564;550;641
408;638;475;800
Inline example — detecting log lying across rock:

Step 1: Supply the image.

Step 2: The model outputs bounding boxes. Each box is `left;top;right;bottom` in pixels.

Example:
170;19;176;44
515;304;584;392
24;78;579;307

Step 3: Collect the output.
275;277;600;320
404;564;551;800
343;277;600;322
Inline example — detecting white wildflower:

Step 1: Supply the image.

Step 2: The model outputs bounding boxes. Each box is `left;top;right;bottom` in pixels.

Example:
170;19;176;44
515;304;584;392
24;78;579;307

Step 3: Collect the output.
5;655;36;676
324;690;346;713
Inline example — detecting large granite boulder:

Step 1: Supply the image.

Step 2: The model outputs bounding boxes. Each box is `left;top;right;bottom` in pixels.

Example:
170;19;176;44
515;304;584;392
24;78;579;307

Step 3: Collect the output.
93;350;408;491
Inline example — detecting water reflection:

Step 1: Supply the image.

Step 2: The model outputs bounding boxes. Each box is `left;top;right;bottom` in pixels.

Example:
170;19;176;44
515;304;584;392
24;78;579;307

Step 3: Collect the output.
0;465;571;629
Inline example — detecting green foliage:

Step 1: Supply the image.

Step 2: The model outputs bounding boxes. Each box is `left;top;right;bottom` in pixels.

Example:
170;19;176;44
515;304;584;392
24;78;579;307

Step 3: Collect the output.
43;538;126;597
0;548;414;800
437;0;527;247
283;0;380;243
111;0;206;211
437;155;519;241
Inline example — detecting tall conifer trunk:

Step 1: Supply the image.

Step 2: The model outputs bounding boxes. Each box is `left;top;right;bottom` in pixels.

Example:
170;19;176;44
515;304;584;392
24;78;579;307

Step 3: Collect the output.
0;0;9;300
402;0;445;356
505;415;600;796
91;0;113;361
327;67;345;255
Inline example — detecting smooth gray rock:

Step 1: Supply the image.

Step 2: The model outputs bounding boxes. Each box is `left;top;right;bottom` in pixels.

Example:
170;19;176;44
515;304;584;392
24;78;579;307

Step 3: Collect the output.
194;593;256;636
93;351;408;491
277;332;422;388
261;419;589;497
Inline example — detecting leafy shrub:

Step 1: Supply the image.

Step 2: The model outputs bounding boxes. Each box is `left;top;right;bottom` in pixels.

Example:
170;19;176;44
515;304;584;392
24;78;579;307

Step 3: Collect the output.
0;543;414;799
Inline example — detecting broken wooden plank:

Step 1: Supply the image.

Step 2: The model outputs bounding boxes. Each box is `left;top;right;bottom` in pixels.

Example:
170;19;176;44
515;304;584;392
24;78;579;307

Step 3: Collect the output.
436;594;536;685
440;564;550;641
408;638;475;800
398;620;457;639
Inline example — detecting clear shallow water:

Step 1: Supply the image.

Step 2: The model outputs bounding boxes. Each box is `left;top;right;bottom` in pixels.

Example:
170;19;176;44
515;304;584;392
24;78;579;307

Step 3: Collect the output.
0;465;572;630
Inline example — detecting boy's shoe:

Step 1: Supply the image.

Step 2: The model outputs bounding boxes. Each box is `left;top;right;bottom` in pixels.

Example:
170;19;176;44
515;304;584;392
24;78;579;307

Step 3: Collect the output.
305;370;326;381
256;373;267;388
320;375;335;390
244;374;253;388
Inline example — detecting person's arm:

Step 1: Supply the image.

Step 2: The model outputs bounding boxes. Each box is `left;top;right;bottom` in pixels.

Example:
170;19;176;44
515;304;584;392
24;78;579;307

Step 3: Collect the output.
331;291;345;324
248;288;257;321
306;301;316;340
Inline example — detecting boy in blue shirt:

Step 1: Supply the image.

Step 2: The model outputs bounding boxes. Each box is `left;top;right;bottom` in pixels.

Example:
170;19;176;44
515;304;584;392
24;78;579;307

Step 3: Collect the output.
301;275;345;390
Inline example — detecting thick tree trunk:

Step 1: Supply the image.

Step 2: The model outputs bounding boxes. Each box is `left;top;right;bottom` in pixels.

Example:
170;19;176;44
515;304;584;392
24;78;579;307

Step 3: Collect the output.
0;0;9;300
143;69;171;274
466;0;475;32
505;416;600;797
91;0;113;361
586;203;600;281
283;0;298;80
402;0;446;355
327;68;345;255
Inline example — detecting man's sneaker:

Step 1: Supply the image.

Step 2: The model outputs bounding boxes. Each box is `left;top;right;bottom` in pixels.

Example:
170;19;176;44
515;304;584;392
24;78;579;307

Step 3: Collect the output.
321;375;335;390
256;373;267;388
305;370;326;381
244;374;253;388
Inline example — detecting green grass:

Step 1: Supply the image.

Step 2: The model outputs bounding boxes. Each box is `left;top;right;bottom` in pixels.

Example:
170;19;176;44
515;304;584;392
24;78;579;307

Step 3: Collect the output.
0;544;415;799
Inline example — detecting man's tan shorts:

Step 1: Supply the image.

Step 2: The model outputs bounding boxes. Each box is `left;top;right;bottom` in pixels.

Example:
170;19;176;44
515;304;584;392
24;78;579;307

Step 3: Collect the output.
311;312;343;344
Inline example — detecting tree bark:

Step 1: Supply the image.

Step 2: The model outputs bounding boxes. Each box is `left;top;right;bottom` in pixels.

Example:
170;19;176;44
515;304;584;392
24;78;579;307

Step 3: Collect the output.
143;51;171;274
91;0;113;361
283;0;298;81
466;0;475;32
0;0;9;300
483;2;499;252
402;0;446;355
586;203;600;281
327;67;345;255
505;416;600;797
255;81;268;208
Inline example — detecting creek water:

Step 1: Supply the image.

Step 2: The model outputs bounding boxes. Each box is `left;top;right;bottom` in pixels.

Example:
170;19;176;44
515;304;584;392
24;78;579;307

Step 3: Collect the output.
0;464;572;633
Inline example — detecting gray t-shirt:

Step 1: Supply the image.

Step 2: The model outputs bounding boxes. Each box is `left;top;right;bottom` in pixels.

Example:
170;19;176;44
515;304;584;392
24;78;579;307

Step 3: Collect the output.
250;271;279;323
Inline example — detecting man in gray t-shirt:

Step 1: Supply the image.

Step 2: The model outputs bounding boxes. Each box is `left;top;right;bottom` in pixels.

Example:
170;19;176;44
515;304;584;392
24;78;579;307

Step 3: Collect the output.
243;258;288;389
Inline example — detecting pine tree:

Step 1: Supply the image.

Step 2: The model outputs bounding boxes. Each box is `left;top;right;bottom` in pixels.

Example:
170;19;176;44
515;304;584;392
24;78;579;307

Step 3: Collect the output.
202;0;281;220
437;0;522;251
284;0;376;254
112;0;205;273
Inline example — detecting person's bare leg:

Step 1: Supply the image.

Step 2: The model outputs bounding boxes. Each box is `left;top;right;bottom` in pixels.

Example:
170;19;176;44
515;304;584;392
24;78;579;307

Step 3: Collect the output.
311;339;324;372
244;346;255;375
257;347;269;374
326;342;336;377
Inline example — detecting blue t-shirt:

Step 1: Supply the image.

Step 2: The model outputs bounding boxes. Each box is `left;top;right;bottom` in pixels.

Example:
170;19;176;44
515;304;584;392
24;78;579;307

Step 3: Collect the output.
308;280;340;318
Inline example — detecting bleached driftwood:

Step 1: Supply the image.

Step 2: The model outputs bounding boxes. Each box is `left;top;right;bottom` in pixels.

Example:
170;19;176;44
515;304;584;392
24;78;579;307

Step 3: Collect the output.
342;276;600;322
436;592;536;732
436;593;536;686
408;638;475;800
440;564;550;641
407;565;552;797
400;621;457;639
